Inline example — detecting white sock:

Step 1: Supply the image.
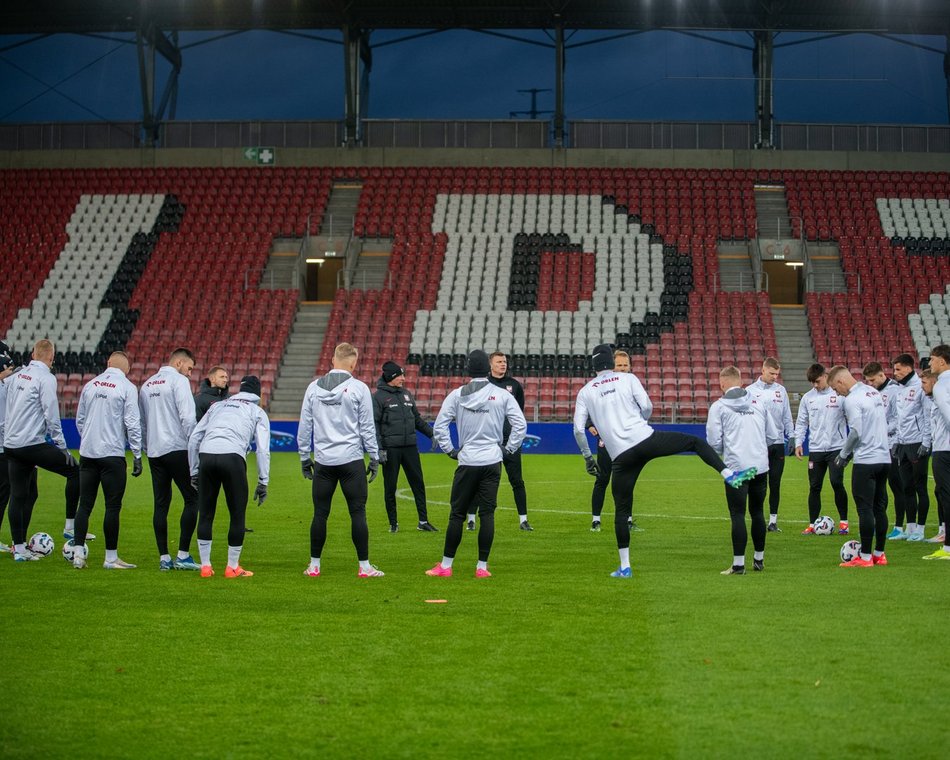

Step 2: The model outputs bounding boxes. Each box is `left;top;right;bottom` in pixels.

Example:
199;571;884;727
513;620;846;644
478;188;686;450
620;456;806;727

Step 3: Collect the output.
160;553;171;563
860;552;872;561
733;555;745;567
753;551;764;561
618;547;630;569
309;557;321;571
769;514;778;525
440;555;454;569
467;513;476;523
359;559;372;572
177;550;190;560
907;522;917;533
944;544;950;552
105;549;117;563
808;523;815;529
65;519;75;532
519;514;528;524
476;560;488;571
14;543;26;555
873;550;884;557
198;539;212;566
720;468;732;479
840;520;849;526
227;545;242;569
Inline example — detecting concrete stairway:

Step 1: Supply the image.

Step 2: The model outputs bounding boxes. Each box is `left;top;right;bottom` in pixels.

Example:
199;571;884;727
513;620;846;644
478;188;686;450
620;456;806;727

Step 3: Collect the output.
348;243;393;290
717;242;755;291
807;243;848;293
754;185;792;239
258;250;300;290
320;182;361;238
771;305;815;414
269;303;332;417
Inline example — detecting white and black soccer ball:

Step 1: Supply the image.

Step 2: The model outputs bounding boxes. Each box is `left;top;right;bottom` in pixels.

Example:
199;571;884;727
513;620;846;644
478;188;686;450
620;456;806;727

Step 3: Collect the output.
840;540;861;563
814;516;835;535
62;539;78;562
28;532;54;557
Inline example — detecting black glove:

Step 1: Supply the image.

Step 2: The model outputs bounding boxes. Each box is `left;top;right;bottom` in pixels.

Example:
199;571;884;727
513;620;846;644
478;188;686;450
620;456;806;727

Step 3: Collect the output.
190;475;199;492
64;450;78;467
447;448;460;460
131;457;143;477
834;454;850;469
918;444;931;458
502;447;517;463
584;455;600;477
367;458;379;483
785;438;796;457
301;459;314;480
890;444;898;459
254;482;267;506
379;449;388;465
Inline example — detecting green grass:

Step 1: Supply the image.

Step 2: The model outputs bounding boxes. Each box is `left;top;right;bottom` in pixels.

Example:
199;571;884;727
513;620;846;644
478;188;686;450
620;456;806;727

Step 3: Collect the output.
1;453;946;758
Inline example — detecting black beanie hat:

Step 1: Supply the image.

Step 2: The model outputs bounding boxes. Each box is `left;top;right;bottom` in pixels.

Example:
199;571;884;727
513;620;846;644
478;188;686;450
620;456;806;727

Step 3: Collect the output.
467;350;491;378
240;375;261;396
591;343;615;372
381;361;404;383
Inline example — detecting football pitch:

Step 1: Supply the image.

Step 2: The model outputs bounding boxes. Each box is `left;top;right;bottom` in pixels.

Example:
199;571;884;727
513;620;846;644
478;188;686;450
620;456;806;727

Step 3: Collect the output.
1;452;946;758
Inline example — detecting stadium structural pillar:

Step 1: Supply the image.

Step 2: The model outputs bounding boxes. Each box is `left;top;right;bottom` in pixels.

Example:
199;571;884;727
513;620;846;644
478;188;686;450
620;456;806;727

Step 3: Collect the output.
553;22;566;149
136;24;181;147
343;26;371;147
944;33;950;124
753;30;775;150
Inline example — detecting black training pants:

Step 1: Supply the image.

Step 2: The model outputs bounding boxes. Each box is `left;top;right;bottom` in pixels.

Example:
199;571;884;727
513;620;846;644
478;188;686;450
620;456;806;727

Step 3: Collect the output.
148;449;199;556
196;452;248;548
0;451;38;538
382;446;428;524
851;462;889;556
75;455;127;550
501;449;528;516
591;445;613;518
896;443;931;526
5;443;79;545
766;443;786;516
725;472;768;556
889;454;907;527
443;463;501;562
807;449;849;523
932;452;950;533
310;460;369;561
611;431;727;550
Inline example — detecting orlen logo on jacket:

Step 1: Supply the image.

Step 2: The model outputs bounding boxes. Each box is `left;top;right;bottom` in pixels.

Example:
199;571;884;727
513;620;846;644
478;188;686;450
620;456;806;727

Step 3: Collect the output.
94;381;116;389
592;376;619;389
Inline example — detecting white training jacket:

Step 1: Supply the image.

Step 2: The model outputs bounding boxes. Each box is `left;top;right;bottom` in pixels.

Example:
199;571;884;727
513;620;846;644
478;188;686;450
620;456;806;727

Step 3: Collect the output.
573;370;654;460
298;369;378;466
746;378;794;446
893;373;931;446
76;367;142;459
2;360;67;451
706;386;776;474
931;372;950;452
188;392;270;484
794;386;847;453
0;371;14;453
877;377;900;447
922;393;934;450
139;366;196;458
433;378;527;467
840;381;891;465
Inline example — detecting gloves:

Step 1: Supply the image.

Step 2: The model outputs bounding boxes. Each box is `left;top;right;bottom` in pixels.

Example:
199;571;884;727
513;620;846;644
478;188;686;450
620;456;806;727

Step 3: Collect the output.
834;454;850;469
131;457;143;477
64;450;78;467
301;459;314;480
584;455;600;477
190;475;199;492
502;447;517;463
918;444;931;458
367;458;379;483
447;448;460;460
890;444;898;459
254;482;267;506
785;438;796;456
379;449;388;465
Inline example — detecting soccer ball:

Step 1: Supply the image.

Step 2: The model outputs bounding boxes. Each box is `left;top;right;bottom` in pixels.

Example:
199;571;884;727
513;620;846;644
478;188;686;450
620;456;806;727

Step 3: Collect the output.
814;516;835;535
840;540;861;563
62;539;78;562
28;532;54;557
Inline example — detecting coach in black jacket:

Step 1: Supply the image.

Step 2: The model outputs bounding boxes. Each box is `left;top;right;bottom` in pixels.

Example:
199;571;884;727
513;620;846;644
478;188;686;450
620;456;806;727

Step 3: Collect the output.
373;361;438;533
195;366;229;422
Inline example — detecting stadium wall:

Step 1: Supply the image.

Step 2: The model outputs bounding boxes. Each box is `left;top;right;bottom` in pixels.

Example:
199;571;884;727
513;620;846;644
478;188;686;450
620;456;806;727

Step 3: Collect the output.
2;147;950;172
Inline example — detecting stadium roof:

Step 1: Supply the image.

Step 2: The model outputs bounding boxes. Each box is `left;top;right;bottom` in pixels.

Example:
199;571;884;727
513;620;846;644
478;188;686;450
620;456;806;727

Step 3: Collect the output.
5;0;950;35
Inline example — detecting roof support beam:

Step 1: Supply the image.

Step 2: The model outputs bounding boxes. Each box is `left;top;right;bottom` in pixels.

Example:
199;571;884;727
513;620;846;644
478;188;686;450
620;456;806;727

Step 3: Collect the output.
136;24;181;147
343;26;371;146
753;30;775;149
